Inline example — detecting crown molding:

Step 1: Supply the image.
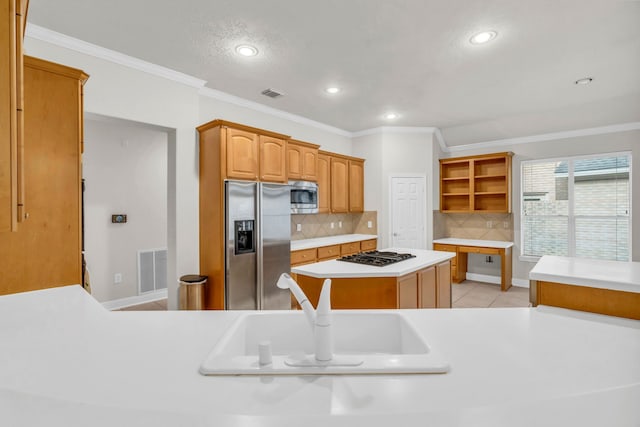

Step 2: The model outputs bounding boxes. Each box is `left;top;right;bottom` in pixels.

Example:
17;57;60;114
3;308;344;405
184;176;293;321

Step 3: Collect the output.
28;25;632;150
24;24;444;141
198;87;352;137
434;128;448;152
351;126;437;138
446;122;640;153
25;24;207;89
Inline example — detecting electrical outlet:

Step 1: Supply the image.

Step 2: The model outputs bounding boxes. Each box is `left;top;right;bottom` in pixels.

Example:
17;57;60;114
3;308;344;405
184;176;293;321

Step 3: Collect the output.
503;221;509;229
330;222;335;229
486;221;492;229
296;224;302;232
338;221;342;228
114;273;122;284
367;221;373;229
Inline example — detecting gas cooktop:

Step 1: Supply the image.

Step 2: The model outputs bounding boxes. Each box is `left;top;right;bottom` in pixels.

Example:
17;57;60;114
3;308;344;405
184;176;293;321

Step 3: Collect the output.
337;251;416;267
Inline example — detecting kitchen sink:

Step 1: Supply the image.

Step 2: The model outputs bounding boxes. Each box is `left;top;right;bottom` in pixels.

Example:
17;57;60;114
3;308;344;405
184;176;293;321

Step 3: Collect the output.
200;311;450;375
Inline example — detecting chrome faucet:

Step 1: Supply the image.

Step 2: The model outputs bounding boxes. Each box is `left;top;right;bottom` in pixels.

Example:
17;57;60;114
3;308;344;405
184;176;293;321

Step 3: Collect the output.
277;273;333;362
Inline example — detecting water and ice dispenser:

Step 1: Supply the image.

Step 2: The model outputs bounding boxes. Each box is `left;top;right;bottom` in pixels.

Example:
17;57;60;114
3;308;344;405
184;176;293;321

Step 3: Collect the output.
234;220;255;255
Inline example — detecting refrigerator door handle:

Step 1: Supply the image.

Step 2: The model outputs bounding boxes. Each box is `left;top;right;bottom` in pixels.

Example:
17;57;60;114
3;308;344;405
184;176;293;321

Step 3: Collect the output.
256;183;264;311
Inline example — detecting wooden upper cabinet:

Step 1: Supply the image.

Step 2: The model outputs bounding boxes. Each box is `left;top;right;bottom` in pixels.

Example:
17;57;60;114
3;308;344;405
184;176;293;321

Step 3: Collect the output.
330;156;349;213
440;152;512;213
317;152;330;213
287;139;319;181
348;159;364;212
1;0;28;232
225;127;259;180
259;135;286;183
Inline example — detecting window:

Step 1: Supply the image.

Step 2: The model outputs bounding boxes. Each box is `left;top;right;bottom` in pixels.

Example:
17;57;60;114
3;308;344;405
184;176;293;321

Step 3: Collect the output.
521;153;631;261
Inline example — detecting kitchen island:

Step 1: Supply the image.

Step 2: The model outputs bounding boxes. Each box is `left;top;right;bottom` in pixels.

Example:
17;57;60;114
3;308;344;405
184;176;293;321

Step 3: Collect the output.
1;285;639;427
291;248;455;309
530;255;640;320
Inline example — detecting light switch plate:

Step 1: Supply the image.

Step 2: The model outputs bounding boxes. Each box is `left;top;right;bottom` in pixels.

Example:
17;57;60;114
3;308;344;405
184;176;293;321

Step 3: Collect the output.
296;224;302;232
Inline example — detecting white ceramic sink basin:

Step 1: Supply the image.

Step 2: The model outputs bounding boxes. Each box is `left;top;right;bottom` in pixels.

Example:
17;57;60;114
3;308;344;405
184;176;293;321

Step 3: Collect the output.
200;311;450;375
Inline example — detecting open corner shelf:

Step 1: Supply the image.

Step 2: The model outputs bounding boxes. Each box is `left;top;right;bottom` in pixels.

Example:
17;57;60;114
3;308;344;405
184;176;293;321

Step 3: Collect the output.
439;152;512;213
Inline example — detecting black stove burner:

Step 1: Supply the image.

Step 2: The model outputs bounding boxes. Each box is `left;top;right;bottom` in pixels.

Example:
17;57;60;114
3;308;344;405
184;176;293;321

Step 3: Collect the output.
337;250;416;267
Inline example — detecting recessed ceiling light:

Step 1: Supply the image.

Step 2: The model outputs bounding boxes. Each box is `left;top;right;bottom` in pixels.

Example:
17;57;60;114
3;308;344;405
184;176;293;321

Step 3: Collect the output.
325;87;341;94
470;31;498;45
235;45;258;57
384;112;399;120
575;77;593;85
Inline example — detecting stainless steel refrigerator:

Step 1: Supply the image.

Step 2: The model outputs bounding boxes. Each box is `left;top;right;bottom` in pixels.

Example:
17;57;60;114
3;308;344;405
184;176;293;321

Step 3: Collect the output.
225;180;291;310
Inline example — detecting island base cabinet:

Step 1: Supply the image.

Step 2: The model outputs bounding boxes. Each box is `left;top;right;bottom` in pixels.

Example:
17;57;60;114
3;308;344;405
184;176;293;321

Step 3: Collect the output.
418;267;437;308
295;260;451;310
397;274;418;309
436;261;452;308
535;280;640;320
295;275;398;309
418;262;452;309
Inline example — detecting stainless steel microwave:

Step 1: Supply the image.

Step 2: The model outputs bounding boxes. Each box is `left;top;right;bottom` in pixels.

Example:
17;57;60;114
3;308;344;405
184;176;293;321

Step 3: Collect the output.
289;180;318;214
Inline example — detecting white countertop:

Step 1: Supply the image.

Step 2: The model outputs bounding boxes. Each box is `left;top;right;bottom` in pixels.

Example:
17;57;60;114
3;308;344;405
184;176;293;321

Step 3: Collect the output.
291;234;377;251
529;255;640;294
1;286;639;427
291;248;455;278
433;237;514;249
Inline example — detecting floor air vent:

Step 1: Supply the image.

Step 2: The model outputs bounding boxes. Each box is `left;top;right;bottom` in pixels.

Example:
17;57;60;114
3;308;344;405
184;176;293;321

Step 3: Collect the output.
138;248;168;294
261;88;283;98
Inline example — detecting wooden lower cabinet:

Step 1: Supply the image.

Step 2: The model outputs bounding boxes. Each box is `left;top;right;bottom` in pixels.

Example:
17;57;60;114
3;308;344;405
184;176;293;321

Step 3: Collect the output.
317;244;340;261
418;266;437;308
433;243;465;283
340;241;360;256
398;273;418;309
291;238;377;265
295;260;451;310
360;238;377;251
0;56;88;295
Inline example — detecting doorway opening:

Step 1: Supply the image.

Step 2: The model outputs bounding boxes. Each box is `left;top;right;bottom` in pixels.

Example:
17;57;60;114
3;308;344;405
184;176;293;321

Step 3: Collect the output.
83;114;172;309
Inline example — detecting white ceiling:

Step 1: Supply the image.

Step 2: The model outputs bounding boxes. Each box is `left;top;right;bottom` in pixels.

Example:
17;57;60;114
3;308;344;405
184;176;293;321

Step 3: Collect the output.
27;0;640;145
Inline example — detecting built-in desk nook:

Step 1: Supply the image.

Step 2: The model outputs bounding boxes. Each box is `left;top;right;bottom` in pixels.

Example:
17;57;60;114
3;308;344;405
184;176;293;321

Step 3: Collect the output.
433;238;514;291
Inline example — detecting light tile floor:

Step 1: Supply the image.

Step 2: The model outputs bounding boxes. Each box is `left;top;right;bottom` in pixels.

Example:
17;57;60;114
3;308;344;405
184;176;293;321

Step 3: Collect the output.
452;280;530;308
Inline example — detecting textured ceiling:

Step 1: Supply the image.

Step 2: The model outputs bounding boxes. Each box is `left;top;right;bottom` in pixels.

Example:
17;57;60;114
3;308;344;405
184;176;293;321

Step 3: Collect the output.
27;0;640;144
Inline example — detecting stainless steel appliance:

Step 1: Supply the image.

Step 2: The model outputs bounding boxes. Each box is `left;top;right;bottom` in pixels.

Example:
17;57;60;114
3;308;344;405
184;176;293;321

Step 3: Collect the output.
225;181;292;310
337;251;416;267
289;180;319;214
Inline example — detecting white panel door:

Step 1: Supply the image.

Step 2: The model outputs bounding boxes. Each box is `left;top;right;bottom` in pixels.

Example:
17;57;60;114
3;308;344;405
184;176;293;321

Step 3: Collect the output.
390;176;426;249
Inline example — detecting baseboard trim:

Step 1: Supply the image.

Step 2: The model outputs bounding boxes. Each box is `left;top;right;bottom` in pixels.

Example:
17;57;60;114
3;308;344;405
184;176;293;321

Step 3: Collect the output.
511;278;530;288
465;273;530;288
102;289;168;310
465;273;501;285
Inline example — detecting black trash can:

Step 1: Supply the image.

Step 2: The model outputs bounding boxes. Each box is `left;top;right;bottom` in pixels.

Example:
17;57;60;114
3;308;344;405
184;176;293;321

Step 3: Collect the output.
179;275;207;310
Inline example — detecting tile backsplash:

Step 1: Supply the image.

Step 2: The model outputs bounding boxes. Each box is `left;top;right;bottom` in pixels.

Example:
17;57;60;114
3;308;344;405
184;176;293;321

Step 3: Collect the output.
291;211;377;240
433;211;513;242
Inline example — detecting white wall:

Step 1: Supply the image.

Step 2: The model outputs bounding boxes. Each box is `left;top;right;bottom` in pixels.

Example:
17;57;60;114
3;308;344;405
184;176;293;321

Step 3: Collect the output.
84;119;168;302
441;129;640;282
353;130;435;248
24;35;353;308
